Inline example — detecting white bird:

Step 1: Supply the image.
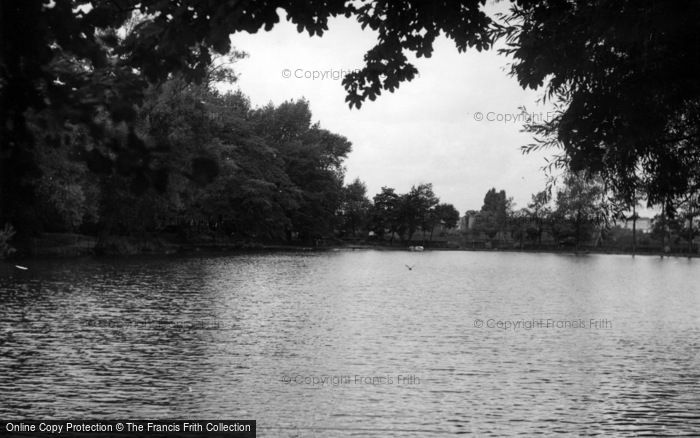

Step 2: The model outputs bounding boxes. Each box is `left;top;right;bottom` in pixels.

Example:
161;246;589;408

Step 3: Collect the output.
15;265;28;270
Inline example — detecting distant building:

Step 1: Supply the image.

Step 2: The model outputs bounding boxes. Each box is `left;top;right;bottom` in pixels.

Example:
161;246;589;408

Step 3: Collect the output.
458;216;468;231
458;211;478;231
622;217;652;234
467;214;477;230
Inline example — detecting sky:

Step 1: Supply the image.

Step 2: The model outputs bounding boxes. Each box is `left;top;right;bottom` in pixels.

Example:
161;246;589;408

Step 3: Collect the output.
223;2;559;214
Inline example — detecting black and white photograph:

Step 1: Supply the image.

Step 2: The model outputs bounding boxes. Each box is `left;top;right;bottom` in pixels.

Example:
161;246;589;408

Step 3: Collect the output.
1;0;699;436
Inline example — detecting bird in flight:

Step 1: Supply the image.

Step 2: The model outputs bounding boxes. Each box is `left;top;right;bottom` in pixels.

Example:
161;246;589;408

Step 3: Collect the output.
405;264;414;270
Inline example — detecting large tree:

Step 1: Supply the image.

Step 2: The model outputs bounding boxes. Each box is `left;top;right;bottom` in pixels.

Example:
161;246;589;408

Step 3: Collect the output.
501;0;700;208
252;99;351;241
370;186;402;242
401;183;439;242
429;203;460;240
474;188;512;242
554;173;606;249
339;178;371;237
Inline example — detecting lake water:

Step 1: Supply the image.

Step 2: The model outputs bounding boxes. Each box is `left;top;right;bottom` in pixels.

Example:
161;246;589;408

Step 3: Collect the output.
1;251;699;436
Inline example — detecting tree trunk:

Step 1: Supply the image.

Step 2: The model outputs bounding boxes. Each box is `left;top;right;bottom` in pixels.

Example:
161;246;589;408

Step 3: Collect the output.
632;213;636;258
575;211;581;251
661;207;666;257
688;208;694;255
520;226;524;250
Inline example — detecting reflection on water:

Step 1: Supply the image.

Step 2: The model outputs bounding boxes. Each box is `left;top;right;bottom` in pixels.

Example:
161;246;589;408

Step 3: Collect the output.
1;251;699;436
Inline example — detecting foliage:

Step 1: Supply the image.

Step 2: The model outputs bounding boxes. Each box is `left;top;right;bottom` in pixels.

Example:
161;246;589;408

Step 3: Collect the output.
473;188;512;240
672;191;700;252
367;184;457;243
509;208;531;246
553;172;605;247
0;223;16;259
434;203;460;230
463;178;628;249
250;99;351;240
0;0;495;232
498;0;700;208
400;183;439;241
370;187;402;241
339;178;372;237
343;0;492;108
525;190;551;244
13;70;353;244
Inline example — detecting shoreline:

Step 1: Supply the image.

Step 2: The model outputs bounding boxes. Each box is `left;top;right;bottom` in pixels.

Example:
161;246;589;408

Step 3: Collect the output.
3;235;698;262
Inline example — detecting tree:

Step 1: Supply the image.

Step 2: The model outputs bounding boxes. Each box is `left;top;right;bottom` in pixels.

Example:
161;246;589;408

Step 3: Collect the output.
675;189;700;254
651;210;682;254
526;190;551;245
474;188;512;243
500;0;700;208
609;182;647;255
67;73;350;244
434;203;460;230
554;173;605;249
401;183;439;242
368;184;443;243
30;121;100;232
510;208;531;249
370;187;401;242
251;99;351;242
339;178;371;237
421;202;460;241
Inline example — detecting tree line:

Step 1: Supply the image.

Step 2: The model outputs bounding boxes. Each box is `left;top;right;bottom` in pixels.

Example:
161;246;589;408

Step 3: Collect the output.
466;173;699;254
9;70;356;245
0;53;461;252
339;181;460;244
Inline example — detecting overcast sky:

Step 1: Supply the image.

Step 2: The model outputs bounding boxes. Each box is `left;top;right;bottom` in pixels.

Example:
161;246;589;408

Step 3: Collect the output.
225;2;558;214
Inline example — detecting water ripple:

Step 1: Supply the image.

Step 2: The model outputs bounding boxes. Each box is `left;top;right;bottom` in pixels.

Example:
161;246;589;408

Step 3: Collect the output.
1;252;699;436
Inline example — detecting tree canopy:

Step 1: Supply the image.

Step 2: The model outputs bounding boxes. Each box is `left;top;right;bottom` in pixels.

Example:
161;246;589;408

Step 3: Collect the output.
501;0;700;208
2;0;699;234
368;183;458;243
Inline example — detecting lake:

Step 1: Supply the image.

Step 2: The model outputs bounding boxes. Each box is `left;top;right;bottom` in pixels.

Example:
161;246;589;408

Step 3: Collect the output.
1;251;699;436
